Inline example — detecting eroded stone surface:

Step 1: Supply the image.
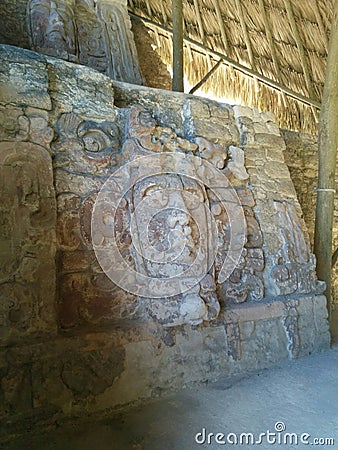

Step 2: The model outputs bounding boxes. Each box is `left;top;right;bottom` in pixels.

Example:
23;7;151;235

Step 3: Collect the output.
0;141;57;340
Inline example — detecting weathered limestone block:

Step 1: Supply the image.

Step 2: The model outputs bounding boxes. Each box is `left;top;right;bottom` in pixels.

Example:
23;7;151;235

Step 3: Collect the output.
0;141;57;341
0;105;29;141
282;300;300;358
1;365;33;415
233;105;285;149
234;107;323;301
0;46;51;109
0;104;53;147
28;114;54;147
183;98;240;146
0;0;31;48
108;105;223;326
47;58;116;119
28;0;77;60
57;272;139;328
225;322;241;360
268;201;322;296
153;101;186;135
227;146;249;180
52;111;142;328
296;295;330;356
238;318;289;371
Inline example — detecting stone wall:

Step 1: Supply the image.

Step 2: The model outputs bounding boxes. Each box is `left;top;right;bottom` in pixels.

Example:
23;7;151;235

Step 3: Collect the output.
0;45;330;441
282;130;338;309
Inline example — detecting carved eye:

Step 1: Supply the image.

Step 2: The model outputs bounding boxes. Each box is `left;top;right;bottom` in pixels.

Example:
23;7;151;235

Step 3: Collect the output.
77;121;120;154
80;130;110;153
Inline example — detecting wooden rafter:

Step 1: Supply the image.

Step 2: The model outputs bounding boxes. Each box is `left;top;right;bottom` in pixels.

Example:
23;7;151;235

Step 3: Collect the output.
212;0;229;54
313;0;329;50
283;0;316;99
193;0;205;44
235;0;255;69
258;0;283;82
189;59;222;94
160;2;167;24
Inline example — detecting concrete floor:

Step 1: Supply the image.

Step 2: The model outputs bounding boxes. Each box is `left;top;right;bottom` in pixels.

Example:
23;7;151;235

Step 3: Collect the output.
6;314;338;450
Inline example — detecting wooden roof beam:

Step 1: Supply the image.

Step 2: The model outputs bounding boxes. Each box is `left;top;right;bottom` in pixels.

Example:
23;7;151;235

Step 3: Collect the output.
193;0;206;44
212;0;230;54
283;0;316;100
313;0;329;50
234;0;255;69
258;0;283;82
189;59;222;94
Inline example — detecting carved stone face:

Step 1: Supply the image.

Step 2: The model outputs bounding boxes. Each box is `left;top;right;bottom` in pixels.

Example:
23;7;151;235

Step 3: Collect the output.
131;174;202;277
29;0;76;57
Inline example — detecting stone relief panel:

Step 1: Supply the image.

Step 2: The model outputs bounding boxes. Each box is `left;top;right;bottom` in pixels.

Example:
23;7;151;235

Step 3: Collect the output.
52;112;139;328
269;201;323;296
52;105;270;328
116;106;222;326
27;0;143;83
89;105;266;326
0;141;57;340
52;104;324;329
28;0;77;60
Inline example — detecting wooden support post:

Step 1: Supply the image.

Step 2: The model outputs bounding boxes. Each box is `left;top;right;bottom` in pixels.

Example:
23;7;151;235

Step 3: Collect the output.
172;0;184;92
314;0;338;320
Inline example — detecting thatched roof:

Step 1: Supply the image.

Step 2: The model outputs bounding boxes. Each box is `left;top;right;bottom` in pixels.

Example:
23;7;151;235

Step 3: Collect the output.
128;0;334;134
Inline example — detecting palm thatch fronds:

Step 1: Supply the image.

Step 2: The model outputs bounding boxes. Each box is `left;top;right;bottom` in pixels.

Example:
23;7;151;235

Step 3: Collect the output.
128;0;334;134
